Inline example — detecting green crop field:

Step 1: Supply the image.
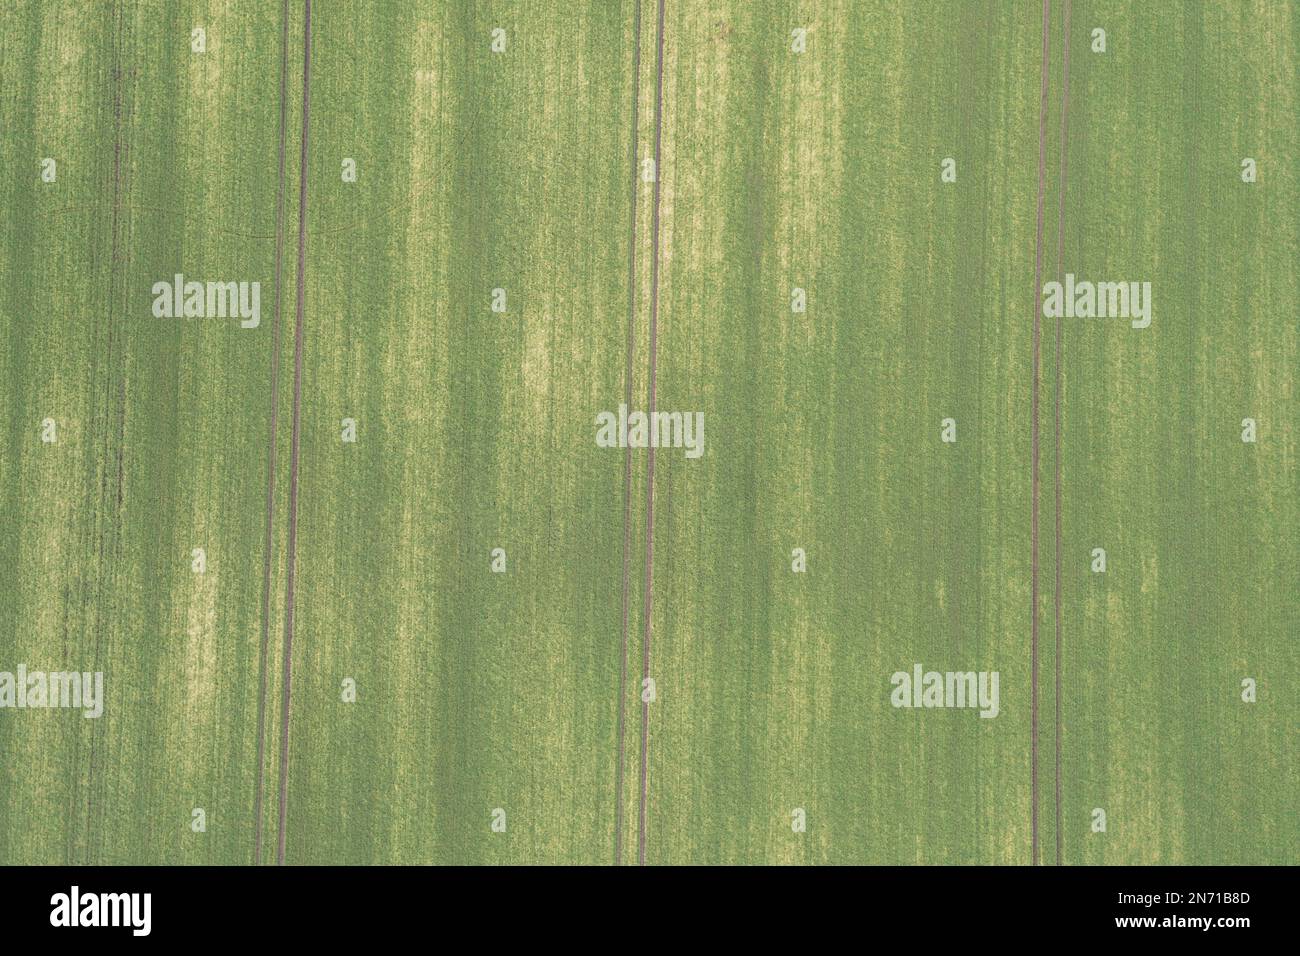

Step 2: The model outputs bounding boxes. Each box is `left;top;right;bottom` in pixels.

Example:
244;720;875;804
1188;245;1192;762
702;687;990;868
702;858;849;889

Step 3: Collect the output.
0;1;1295;866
